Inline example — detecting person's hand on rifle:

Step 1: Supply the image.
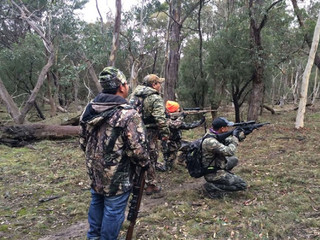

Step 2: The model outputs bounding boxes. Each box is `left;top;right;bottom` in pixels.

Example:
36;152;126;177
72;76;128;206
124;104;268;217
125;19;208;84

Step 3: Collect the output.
141;162;150;171
161;136;169;141
180;112;187;118
199;116;206;125
233;128;246;142
243;127;253;135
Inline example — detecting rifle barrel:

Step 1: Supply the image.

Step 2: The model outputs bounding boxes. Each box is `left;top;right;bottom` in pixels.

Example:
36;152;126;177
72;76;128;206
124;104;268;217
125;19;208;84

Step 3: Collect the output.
169;110;216;116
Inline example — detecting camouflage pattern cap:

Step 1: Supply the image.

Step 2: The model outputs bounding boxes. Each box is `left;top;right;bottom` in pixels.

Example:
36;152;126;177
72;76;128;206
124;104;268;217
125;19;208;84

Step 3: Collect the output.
99;66;127;90
143;74;165;86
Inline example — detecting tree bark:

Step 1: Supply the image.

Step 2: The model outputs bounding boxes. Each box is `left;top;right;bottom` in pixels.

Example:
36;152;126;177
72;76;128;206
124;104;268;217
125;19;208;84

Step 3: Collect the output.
108;0;121;67
291;0;320;70
0;124;80;147
295;11;320;129
164;0;181;102
247;0;283;121
81;52;102;93
47;72;57;117
164;0;201;102
0;77;21;123
311;68;319;104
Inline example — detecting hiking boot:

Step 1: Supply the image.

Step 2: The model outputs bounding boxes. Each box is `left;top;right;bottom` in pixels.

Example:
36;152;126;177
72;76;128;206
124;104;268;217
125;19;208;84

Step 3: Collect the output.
202;183;225;199
145;185;161;195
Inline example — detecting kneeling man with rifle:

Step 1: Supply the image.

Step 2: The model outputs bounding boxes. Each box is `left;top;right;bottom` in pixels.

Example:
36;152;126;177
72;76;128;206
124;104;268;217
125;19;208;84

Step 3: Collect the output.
202;117;269;198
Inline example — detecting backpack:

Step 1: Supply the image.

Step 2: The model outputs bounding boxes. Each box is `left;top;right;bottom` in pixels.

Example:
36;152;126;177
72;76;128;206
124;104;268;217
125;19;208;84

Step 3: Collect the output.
129;95;145;115
185;134;216;178
129;92;157;118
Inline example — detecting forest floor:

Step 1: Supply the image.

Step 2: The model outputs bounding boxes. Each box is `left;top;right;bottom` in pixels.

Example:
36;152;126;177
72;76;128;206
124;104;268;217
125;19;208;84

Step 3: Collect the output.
0;104;319;239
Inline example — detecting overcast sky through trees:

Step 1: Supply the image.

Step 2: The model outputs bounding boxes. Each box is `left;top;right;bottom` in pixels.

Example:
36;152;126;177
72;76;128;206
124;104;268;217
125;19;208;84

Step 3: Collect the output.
78;0;137;22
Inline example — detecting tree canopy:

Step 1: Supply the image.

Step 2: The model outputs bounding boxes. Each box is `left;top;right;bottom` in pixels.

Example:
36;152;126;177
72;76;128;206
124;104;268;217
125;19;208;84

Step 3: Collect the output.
0;0;319;123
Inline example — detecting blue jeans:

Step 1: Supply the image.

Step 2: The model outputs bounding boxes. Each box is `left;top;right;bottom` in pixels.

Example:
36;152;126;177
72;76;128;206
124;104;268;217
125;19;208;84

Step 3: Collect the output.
87;189;131;240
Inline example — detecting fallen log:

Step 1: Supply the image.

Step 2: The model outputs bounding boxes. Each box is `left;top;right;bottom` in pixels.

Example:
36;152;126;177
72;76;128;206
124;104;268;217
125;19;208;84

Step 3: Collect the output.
0;124;80;147
262;104;275;114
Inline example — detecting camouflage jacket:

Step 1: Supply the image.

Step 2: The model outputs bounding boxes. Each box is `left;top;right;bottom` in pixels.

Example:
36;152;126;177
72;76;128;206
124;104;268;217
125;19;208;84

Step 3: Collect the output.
201;133;239;171
167;115;204;141
79;93;149;196
129;85;169;138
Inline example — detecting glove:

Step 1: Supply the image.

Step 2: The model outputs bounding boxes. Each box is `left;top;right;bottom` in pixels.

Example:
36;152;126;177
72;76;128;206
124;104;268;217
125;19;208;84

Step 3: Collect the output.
161;136;169;141
233;128;246;142
199;116;206;125
141;163;150;171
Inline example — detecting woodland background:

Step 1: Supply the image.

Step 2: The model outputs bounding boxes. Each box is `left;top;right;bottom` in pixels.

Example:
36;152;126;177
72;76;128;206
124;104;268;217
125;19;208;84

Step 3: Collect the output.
0;0;320;125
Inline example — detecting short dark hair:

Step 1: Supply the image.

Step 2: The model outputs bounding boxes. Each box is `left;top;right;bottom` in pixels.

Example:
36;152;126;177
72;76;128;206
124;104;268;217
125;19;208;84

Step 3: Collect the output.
212;117;234;130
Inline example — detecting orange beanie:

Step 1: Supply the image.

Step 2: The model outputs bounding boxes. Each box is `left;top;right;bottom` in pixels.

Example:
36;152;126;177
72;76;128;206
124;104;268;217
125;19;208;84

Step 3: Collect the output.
166;101;180;113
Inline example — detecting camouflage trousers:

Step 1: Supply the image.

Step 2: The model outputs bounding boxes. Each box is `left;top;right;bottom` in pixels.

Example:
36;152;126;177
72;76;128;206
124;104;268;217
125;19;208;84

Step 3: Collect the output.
203;157;247;198
145;129;159;186
166;140;181;164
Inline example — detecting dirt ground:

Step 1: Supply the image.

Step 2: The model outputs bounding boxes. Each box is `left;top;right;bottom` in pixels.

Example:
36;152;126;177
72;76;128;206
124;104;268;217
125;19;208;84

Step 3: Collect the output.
38;171;205;240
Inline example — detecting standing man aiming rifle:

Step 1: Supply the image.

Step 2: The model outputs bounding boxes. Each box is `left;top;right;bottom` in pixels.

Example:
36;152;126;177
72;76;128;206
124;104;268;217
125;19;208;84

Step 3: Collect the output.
79;67;149;240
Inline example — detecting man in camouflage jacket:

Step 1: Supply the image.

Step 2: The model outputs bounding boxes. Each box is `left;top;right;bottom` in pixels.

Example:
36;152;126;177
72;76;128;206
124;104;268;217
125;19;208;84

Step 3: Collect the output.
201;117;247;198
79;67;149;240
129;74;170;195
165;100;205;170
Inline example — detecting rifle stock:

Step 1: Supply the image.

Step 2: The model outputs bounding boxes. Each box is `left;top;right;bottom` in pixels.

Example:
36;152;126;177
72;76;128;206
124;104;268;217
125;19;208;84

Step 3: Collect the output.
126;167;146;240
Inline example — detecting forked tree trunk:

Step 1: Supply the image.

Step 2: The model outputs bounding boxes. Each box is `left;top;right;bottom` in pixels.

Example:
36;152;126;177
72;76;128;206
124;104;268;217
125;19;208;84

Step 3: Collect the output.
164;0;201;102
247;0;283;121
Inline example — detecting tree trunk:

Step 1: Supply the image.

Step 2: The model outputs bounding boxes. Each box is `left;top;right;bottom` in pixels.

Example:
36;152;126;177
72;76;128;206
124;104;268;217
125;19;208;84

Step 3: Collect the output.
18;48;55;124
311;68;319;105
0;77;21;123
291;0;320;70
108;0;121;67
247;0;283;121
70;60;80;108
164;0;201;102
129;0;145;90
47;72;57;117
82;52;102;93
295;11;320;129
164;0;182;102
0;124;80;147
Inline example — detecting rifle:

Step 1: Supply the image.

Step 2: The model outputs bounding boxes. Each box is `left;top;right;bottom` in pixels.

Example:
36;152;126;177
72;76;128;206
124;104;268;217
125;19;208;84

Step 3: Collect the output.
215;121;270;144
126;167;146;240
169;108;216;117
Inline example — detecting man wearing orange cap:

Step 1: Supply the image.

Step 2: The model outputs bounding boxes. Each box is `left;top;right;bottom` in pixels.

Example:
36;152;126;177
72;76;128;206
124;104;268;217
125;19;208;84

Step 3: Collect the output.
129;74;170;195
164;100;205;171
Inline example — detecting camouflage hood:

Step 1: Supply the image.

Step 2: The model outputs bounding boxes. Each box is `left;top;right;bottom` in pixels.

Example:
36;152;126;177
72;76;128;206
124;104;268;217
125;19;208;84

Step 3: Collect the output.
131;85;159;98
80;93;128;125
